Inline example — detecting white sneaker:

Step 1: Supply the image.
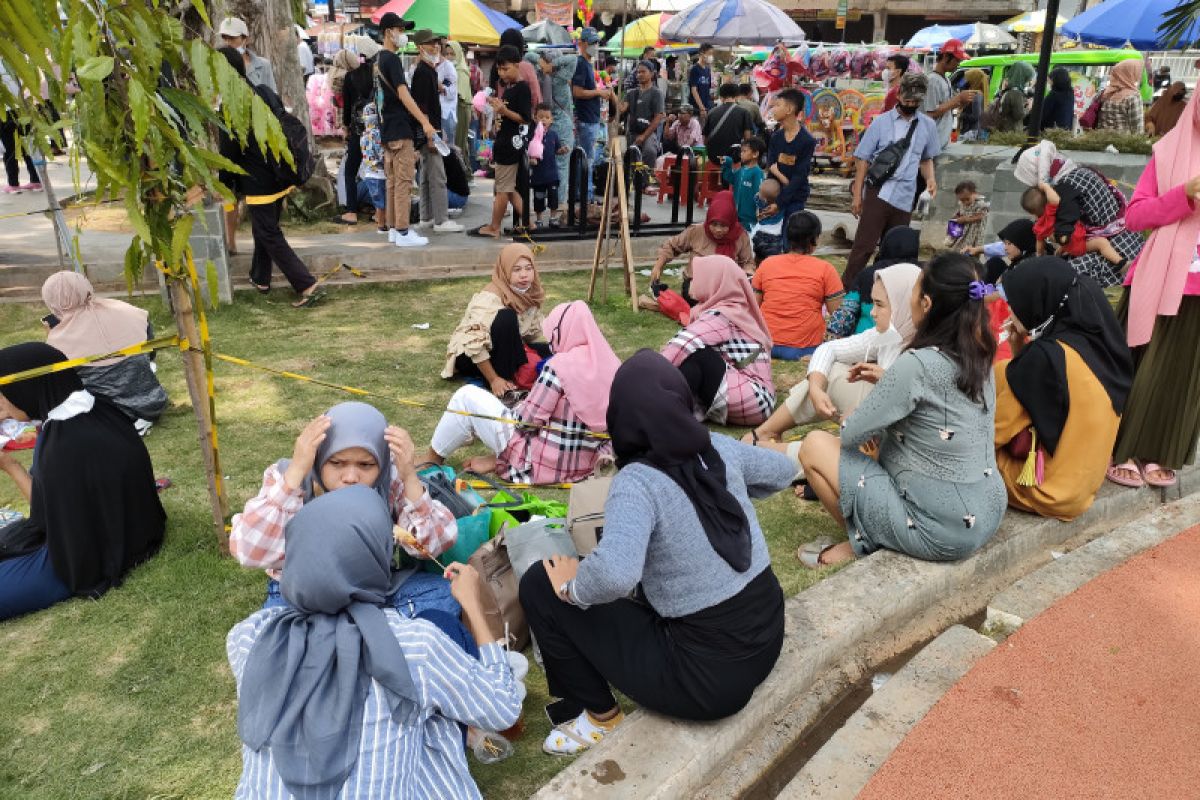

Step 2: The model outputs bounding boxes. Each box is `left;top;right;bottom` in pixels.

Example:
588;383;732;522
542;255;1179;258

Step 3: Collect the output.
414;219;433;230
393;229;428;247
388;228;401;243
433;220;464;233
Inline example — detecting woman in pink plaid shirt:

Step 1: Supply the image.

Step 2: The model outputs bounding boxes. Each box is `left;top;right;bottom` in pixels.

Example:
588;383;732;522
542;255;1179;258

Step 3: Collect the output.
663;255;776;426
230;401;461;618
424;301;618;485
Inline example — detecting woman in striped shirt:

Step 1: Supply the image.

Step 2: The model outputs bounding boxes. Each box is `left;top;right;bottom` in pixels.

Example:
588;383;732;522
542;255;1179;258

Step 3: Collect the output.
229;485;522;800
424;301;618;485
229;401;460;617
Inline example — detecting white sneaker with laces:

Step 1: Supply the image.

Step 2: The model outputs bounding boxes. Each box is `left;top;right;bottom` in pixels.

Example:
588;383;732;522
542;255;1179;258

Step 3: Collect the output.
393;229;428;247
433;220;464;233
388;228;400;244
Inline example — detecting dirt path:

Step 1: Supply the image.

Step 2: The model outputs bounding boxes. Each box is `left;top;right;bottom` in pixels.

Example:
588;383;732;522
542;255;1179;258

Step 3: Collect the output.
858;525;1200;800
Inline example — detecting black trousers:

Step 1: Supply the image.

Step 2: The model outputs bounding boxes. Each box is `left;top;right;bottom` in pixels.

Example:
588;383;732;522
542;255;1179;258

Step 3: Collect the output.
248;199;317;294
678;347;726;410
533;183;560;214
0;113;38;188
340;134;363;215
454;308;550;382
519;561;783;721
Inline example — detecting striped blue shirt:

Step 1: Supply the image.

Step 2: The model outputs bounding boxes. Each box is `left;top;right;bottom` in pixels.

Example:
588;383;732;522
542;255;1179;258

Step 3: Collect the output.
227;608;521;800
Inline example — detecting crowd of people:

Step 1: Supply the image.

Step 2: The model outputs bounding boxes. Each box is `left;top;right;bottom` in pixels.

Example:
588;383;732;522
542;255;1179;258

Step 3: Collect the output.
3;19;1200;800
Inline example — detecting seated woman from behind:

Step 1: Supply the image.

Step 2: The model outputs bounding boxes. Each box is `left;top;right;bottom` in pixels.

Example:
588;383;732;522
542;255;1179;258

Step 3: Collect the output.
0;343;165;620
751;211;844;360
442;244;550;398
797;254;1007;568
662;255;775;426
994;256;1133;520
519;350;794;755
425;301;617;484
230;401;461;618
41;271;168;434
228;486;521;799
746;263;921;466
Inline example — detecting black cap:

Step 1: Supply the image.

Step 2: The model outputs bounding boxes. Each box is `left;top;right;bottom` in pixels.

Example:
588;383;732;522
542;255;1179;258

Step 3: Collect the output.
378;12;415;32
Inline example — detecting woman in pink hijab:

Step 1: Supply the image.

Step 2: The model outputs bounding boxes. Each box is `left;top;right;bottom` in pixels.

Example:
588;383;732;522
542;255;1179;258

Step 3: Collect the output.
662;255;775;426
426;301;617;484
1108;87;1200;489
40;271;167;432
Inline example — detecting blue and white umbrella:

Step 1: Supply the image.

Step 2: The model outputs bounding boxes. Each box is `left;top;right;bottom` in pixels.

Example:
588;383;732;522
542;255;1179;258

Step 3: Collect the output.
661;0;805;47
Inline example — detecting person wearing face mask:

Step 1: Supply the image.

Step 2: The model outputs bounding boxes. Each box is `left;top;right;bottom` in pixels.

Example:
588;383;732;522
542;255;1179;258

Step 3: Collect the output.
880;54;909;113
442;244;551;397
218;17;277;93
689;43;716;121
845;73;940;292
230;401;460;617
376;13;439;248
426;301;618;485
409;30;460;234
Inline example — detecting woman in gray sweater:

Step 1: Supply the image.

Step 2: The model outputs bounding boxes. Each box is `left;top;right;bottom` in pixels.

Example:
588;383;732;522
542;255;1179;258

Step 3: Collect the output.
519;349;794;756
798;253;1007;568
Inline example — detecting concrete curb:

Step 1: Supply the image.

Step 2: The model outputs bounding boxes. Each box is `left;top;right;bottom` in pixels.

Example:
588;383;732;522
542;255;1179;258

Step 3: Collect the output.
531;469;1200;800
777;625;995;800
986;493;1200;633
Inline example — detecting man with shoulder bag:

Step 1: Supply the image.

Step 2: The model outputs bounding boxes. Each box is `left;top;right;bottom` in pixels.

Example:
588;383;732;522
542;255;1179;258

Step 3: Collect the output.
843;73;940;291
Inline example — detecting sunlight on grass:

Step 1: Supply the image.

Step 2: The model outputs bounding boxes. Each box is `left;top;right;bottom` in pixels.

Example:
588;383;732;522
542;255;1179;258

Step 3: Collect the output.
0;271;836;799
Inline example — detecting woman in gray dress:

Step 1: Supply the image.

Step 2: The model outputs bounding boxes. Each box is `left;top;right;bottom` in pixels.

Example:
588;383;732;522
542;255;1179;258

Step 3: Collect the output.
797;253;1008;567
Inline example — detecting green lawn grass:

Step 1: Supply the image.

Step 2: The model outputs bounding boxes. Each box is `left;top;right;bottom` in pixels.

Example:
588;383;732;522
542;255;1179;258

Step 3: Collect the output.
0;271;840;799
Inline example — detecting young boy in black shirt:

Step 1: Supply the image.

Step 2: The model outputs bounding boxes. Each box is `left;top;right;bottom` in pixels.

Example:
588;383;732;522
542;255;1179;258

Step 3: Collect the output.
477;46;531;237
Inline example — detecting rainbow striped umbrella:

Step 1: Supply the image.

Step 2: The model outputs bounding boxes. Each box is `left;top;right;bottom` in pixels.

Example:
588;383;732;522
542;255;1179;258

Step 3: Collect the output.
370;0;521;46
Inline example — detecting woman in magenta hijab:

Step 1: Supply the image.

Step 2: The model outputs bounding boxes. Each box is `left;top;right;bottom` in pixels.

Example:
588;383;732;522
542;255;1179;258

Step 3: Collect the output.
425;301;618;484
1108;88;1200;489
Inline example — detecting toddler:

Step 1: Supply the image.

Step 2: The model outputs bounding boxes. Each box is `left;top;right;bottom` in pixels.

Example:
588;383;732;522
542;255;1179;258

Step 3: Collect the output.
529;103;564;229
944;180;989;252
1022;182;1123;265
751;177;786;262
358;104;388;232
720;136;766;231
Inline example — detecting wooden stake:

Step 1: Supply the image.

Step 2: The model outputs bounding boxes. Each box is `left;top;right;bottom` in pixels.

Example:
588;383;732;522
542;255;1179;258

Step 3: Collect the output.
587;156;617;303
167;276;229;549
611;139;638;310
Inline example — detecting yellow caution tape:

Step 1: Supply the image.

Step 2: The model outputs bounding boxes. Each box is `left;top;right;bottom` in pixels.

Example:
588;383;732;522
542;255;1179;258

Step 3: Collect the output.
0;335;182;386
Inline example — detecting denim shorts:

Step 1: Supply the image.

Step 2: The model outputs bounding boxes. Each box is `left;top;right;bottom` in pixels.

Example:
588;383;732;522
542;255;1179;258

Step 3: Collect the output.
362;177;386;209
264;569;461;618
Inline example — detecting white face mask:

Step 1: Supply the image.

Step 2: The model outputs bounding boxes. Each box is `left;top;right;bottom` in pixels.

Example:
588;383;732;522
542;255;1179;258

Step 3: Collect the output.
393;31;408;49
421;50;438;64
880;68;892;84
236;45;247;55
511;284;531;295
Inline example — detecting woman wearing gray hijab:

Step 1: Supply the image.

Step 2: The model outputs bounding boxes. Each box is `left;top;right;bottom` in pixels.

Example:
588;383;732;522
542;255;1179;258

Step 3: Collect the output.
228;485;522;799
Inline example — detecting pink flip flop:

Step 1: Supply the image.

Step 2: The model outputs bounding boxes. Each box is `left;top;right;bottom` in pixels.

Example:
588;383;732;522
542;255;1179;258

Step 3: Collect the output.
1140;463;1178;488
1106;461;1144;489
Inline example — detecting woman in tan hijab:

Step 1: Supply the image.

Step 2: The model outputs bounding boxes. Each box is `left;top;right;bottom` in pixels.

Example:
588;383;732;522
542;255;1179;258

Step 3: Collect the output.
1096;60;1145;135
41;271;167;432
441;244;549;398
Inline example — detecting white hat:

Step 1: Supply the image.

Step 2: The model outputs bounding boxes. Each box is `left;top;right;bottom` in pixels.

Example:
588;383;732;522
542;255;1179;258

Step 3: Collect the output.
218;17;250;38
356;37;382;59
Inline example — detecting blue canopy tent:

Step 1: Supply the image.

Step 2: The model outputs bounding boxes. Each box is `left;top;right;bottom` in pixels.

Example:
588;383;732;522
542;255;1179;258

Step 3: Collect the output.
1062;0;1200;51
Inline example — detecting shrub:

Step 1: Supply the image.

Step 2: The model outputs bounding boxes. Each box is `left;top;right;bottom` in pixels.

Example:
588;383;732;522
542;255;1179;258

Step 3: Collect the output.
975;128;1154;155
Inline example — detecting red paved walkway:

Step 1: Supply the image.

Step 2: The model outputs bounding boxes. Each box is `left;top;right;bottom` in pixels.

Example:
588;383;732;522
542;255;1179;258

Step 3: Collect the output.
859;525;1200;800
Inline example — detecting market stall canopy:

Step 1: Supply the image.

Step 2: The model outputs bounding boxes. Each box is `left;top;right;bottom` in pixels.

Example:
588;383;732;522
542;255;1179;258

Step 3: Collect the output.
905;24;963;50
611;13;676;55
1002;9;1067;34
370;0;521;46
960;22;1017;49
523;19;572;45
1062;0;1200;51
661;0;805;47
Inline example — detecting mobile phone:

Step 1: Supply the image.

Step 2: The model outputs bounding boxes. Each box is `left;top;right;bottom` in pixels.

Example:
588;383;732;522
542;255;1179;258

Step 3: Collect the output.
41;313;59;329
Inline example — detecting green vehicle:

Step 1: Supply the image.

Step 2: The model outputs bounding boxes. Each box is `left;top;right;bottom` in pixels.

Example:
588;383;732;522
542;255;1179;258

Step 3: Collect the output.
956;49;1153;104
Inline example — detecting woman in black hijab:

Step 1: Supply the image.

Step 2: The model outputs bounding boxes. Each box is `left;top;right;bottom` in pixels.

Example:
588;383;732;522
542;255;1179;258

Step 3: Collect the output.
971;218;1036;285
519;350;794;756
994;257;1133;520
1040;67;1077;131
0;343;165;620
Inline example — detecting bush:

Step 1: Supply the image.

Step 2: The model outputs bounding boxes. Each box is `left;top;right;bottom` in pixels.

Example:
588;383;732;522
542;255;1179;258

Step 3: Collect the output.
976;128;1154;155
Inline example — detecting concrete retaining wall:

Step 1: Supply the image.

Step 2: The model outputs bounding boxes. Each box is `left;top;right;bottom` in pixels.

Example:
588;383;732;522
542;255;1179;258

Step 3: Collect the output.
922;143;1151;249
532;471;1199;800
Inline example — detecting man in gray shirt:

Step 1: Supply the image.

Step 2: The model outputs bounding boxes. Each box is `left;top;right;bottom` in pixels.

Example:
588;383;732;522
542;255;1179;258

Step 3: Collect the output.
219;16;278;94
916;38;976;208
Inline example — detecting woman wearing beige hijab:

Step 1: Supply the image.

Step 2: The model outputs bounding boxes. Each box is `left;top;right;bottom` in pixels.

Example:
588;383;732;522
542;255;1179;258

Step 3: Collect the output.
1096;60;1145;135
41;271;167;432
441;244;549;398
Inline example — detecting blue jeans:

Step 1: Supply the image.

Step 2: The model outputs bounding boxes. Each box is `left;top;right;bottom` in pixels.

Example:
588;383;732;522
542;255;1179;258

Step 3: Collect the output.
264;569;463;618
575;121;604;200
0;544;72;621
771;344;818;361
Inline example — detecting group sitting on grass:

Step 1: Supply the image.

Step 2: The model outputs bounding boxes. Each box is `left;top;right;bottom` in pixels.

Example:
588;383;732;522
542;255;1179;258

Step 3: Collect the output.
0;151;1166;794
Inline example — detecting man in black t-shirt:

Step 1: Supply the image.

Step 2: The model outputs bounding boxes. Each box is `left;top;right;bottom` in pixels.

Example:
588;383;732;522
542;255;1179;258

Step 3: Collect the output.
410;29;460;233
376;12;438;248
478;46;532;237
703;82;753;165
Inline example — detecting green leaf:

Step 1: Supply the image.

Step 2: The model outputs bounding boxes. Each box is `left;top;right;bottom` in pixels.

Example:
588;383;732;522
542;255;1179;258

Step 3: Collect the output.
194;147;244;174
190;39;215;101
192;0;211;28
205;259;220;308
170;212;195;271
128;80;150;155
123;241;143;288
124;193;153;245
76;55;115;82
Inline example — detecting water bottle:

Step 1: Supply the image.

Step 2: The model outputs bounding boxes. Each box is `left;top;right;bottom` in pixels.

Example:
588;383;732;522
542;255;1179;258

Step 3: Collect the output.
914;189;932;220
432;132;451;157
